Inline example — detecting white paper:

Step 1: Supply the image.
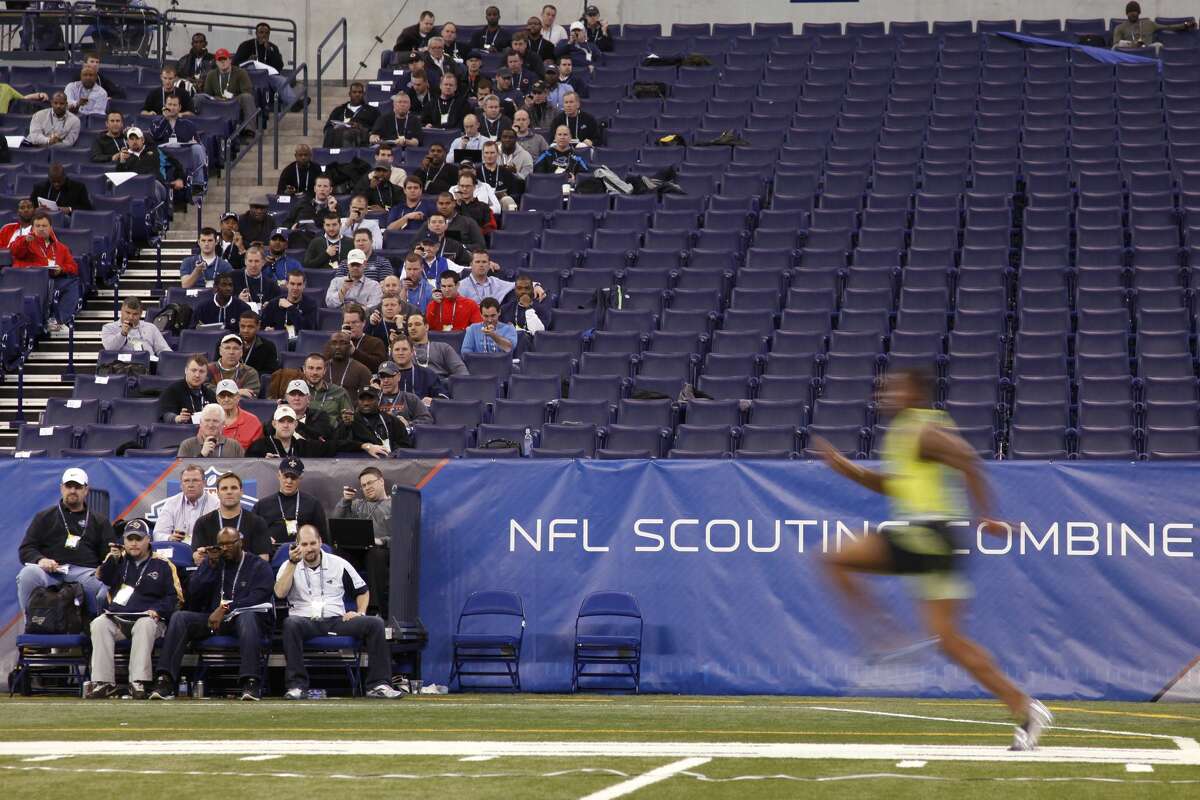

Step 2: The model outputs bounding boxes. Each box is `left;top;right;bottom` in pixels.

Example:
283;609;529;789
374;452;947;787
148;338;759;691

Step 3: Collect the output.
39;426;53;436
37;197;59;211
94;375;110;384
15;451;32;458
66;399;82;409
240;60;279;76
276;195;291;204
4;136;22;148
105;171;139;187
186;289;200;296
154;548;173;560
329;148;341;154
249;302;262;314
117;353;132;362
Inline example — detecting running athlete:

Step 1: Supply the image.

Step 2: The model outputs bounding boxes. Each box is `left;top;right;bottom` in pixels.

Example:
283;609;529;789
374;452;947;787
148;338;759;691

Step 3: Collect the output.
811;367;1052;751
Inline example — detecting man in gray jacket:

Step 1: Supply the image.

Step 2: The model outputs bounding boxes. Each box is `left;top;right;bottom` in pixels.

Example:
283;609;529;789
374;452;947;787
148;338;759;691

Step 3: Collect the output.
100;298;172;355
333;466;393;615
27;92;81;148
176;403;246;458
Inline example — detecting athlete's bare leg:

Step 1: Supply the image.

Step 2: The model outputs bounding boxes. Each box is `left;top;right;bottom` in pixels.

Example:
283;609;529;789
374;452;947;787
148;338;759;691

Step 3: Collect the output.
822;532;903;647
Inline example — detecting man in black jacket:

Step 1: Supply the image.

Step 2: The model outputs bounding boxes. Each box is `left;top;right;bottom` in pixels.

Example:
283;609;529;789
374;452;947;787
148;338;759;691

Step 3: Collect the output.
338;386;414;456
369;92;422;147
141;64;195;117
30;163;92;215
175;31;216;83
90;110;131;164
549;92;604;146
469;6;511;53
393;10;436;53
239;196;275;246
17;467;116;615
421;73;468;130
323;82;380;147
234;21;300;111
284;378;340;444
276;144;318;197
411;143;459;194
251;457;329;546
190;472;272;559
159;354;217;423
232;311;278;375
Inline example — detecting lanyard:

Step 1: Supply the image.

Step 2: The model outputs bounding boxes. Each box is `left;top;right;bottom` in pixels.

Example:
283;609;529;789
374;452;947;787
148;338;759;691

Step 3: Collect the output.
344;104;359;122
331;360;352;388
439;297;457;327
375;186;389;208
48;186;63;204
33;237;54;263
295;164;308;189
270;437;293;458
220;510;243;534
122;556;152;588
424;163;444;190
58;503;84;536
301;555;326;599
568;114;580;140
481;166;497;187
213;295;231;323
484;28;499;47
242;336;256;364
366;413;390;443
395;113;408;136
219;72;230;93
277;492;300;521
219;551;246;603
246;272;264;301
483;117;499;138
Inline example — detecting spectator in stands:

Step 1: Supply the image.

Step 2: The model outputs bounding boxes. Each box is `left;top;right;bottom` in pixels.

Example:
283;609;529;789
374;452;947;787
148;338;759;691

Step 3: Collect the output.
504;50;535;95
192;272;251;331
323;82;379;148
526;16;556;64
8;210;79;331
153;464;218;543
401;253;436;309
262;270;318;334
423;36;464;88
470;5;512;53
440;22;467;61
356;163;400;213
551;92;603;146
458;249;514;304
332;468;396;610
375;143;407;187
337;230;392;285
386;177;436;232
176;402;246;458
413;142;459;194
512;32;548;77
447;114;487;163
216;212;246;269
74;53;125;100
298;359;351;428
86;518;181;700
421;218;471;268
235;21;302;112
461;297;517;354
0;198;36;248
376;358;436;420
478;140;524;208
151;95;206;178
426;270;483;331
276;524;402;698
123;126;170;182
405;312;469;377
406;71;433;117
64;64;108;118
543;64;576;109
389;337;449;402
394;9;436;52
500;273;550;333
1113;2;1195;52
16;467;114;616
495;127;536;182
180;226;233;289
202;49;256;137
233;311;278;374
101;296;171;355
556;55;588;98
206;334;261;397
533;125;590;176
511;109;548;160
422;73;468;130
523;81;555;128
30;162;92;215
323;330;374;399
234;247;282;305
0;84;47;114
542;4;568;44
239;196;275;245
341;194;383;250
434;191;487;249
252;457;327;547
557;21;602;70
341;303;388;372
277;144;318;197
367;295;413;346
91;110;130;164
150;524;274;701
304;213;353;270
27;92;80;149
160;355;216;423
461;51;487;99
326;249;383;309
287;175;339;232
176;31;216;84
476;94;513;142
190;473;272;558
581;5;614;52
339;384;414;456
369;92;422;148
142;64;194;116
492;68;524;111
262;234;304;282
378;274;410;303
247;405;327;458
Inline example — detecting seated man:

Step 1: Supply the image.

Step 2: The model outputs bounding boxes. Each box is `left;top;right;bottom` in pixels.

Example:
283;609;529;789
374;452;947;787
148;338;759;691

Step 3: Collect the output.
278;144;319;197
275;524;402;699
31;162;93;215
323;331;374;400
91;111;133;164
149;525;274;701
446;114;487;163
367;294;413;346
17;467;115;617
476;94;513;141
416;215;471;267
326;249;384;309
291;369;346;440
191;272;251;332
180;227;233;289
389;338;449;403
386;177;437;233
324;82;380;148
86;518;182;700
337;385;414;457
122;126;168;180
549;91;603;147
461;297;518;354
8;210;80;331
426;270;483;332
101;297;172;355
304;213;354;271
500;273;550;333
342;303;388;372
512;108;548;160
239;196;275;245
152;464;218;544
27;92;81;149
64;64;108;118
457;248;514;304
369;92;422;147
150;95;207;176
0;198;35;248
233;247;283;307
190;472;271;557
374;142;408;187
451;169;499;227
142;64;195;116
1112;2;1196;52
206;333;261;397
478;140;523;210
341;195;384;251
216;211;246;268
376;359;436;421
556;20;604;69
421;74;468;130
430;191;487;251
200;49;256;136
332;467;397;615
533;125;590;176
175;32;216;84
177;402;246;458
160;355;216;423
247;404;332;458
401;253;436;310
355;163;399;213
253;458;328;547
470;5;512;52
411;142;459;194
406;312;469;377
233;310;278;374
338;229;393;284
215;378;264;450
235;22;301;111
262;270;319;334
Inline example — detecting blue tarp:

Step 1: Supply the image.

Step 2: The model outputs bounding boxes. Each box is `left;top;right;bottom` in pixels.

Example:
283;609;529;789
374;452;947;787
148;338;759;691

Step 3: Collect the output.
995;31;1162;70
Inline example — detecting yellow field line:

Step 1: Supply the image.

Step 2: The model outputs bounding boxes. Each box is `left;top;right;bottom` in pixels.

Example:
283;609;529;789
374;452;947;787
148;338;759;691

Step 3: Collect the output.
910;699;1200;723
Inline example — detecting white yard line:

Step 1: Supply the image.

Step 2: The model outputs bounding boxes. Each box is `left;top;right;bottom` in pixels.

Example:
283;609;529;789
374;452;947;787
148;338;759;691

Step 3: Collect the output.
576;757;710;800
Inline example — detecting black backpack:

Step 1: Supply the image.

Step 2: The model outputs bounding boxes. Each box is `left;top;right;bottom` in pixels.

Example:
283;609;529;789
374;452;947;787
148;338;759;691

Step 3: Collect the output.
25;583;87;634
152;302;193;336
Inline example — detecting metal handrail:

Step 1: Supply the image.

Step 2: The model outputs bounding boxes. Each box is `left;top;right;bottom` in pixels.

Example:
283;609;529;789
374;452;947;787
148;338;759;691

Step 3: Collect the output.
159;10;297;75
66;2;164;59
222;108;264;211
316;17;347;121
272;61;309;170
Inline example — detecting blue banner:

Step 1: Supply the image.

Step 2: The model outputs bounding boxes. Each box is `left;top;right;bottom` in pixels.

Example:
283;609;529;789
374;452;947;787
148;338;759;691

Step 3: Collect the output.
995;31;1162;70
418;460;1200;699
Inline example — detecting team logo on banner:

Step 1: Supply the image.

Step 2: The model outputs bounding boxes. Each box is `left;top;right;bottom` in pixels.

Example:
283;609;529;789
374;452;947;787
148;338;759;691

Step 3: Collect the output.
146;466;259;522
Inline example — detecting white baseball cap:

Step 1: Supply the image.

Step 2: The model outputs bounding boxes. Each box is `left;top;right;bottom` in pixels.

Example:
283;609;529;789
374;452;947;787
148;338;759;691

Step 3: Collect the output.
273;405;298;421
286;379;310;395
215;379;239;396
570;21;585;31
61;467;89;486
347;249;367;264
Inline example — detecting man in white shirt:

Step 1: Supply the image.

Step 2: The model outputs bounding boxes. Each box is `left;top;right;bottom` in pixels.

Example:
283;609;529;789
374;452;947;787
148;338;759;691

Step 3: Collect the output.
446;114;486;163
152;464;219;543
27;92;81;148
64;64;109;117
340;194;383;251
274;524;403;699
541;3;568;44
457;249;515;304
100;297;173;356
326;249;384;309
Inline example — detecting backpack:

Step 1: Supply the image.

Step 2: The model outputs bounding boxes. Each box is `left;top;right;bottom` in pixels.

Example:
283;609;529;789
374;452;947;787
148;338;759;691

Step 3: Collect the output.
151;302;192;336
25;582;87;634
632;81;667;99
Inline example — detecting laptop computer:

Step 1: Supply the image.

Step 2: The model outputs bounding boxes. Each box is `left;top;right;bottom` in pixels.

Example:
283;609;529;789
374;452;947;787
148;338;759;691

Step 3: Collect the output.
328;517;376;550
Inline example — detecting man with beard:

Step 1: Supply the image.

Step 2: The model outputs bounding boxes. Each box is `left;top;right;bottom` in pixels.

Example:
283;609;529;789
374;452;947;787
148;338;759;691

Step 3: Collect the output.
27;92;80;148
175;31;216;83
323;82;380;148
469;5;512;53
341;303;388;372
0;198;35;248
525;16;556;63
298;359;351;428
31;162;92;215
323;330;374;398
355;163;399;213
239;195;275;245
500;273;550;333
277;144;319;197
262;231;304;281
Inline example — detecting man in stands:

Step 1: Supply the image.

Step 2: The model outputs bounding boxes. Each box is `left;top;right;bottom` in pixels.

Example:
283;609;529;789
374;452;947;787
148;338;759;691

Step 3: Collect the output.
542;65;575;110
150;95;206;180
557;21;602;70
412;142;459;194
418;218;470;268
477;140;523;210
275;524;403;699
234;247;283;306
511;32;547;77
441;21;467;61
152;464;217;544
253;458;328;547
402;253;436;310
206;333;261;397
150;524;274;701
477;94;513;141
447;113;487;162
235;21;302;111
422;73;468;130
504;50;535;96
386;177;436;232
500;273;550;333
180;227;233;289
159;355;215;423
262;270;318;334
496;127;535;181
341;194;383;250
214;378;264;450
64;64;108;117
176;31;216;83
394;9;436;52
333;467;397;613
27;92;80;149
355;163;399;213
556;54;588;98
142;64;194;116
297;360;350;430
74;52;125;99
470;5;511;53
526;16;556;64
0;198;34;248
581;5;614;52
101;297;171;355
389;337;448;402
239;196;274;245
90;111;131;164
216;211;246;268
492;68;523;112
201;48;256;137
263;231;305;281
374;142;407;187
192;272;251;331
305;213;354;270
247;404;327;458
542;4;568;44
190;472;271;557
16;467;115;616
342;303;388;372
287;174;338;232
461;297;517;355
452;170;499;228
323;330;374;399
523;80;554;128
426;270;483;331
551;92;603;147
277;144;318;197
533;125;590;177
30;163;92;215
123;127;175;190
1113;2;1195;53
338;385;414;457
324;82;379;148
86;518;181;700
233;311;278;375
176;403;245;458
327;249;383;309
432;191;487;250
405;71;433;117
376;357;436;421
406;312;469;377
423;36;463;88
461;50;487;98
368;295;413;346
458;249;514;305
512;109;548;159
8;210;79;331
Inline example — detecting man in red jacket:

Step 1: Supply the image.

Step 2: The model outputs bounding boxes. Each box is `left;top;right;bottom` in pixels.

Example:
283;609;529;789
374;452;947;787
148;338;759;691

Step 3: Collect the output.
425;269;482;331
0;198;36;248
8;210;80;331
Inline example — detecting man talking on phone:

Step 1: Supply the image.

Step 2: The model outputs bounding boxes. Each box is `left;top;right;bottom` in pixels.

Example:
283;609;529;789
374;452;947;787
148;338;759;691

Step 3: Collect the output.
275;524;403;699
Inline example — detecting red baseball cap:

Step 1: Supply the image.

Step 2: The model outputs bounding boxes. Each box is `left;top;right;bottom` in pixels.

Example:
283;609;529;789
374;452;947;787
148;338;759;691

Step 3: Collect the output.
215;48;232;59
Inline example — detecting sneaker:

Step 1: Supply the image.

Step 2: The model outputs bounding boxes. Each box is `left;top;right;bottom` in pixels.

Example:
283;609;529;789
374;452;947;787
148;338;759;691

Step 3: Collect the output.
240;677;261;701
48;318;61;333
366;682;404;699
129;681;149;700
148;676;175;701
284;687;304;701
84;682;119;699
1011;699;1053;751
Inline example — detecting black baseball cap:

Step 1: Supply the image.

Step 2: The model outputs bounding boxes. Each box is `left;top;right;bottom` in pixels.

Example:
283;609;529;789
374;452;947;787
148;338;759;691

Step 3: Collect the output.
279;456;304;477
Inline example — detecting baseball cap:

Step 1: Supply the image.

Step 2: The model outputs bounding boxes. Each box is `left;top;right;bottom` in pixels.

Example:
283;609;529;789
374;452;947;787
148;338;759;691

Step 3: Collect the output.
126;126;143;139
496;67;513;79
270;227;290;241
347;248;367;264
220;211;238;222
372;162;390;172
61;467;89;486
215;379;239;396
358;385;380;397
376;361;401;377
123;518;151;539
570;21;585;31
466;49;483;60
406;50;423;63
531;81;547;93
273;405;298;421
585;5;600;15
248;194;269;207
219;333;243;347
544;64;559;73
279;456;304;476
215;48;232;59
286;379;310;395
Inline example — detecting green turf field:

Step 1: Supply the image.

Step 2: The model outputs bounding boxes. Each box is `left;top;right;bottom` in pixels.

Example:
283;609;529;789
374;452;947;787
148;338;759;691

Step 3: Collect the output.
1;695;1197;798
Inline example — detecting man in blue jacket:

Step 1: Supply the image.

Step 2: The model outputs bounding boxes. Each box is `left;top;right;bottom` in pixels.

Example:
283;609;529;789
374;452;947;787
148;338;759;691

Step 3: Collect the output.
150;527;274;701
86;519;183;699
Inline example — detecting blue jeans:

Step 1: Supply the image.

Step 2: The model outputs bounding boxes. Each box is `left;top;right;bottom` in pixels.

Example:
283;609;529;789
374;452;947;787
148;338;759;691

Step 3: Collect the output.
267;74;298;108
155;609;268;682
16;563;105;616
51;275;80;324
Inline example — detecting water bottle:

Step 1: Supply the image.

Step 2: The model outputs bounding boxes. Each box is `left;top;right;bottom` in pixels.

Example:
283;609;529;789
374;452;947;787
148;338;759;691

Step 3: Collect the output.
307;688;326;700
178;676;189;698
193;680;206;700
522;427;533;457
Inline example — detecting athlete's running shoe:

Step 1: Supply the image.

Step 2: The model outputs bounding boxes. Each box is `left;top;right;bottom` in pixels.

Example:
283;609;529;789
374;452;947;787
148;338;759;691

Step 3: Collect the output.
1011;699;1053;751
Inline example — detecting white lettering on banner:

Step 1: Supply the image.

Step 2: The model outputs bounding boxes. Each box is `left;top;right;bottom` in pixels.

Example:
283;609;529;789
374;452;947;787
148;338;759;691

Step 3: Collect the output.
634;519;665;552
977;522;1012;555
670;519;700;553
1120;523;1154;557
706;520;740;553
510;519;542;551
1068;522;1100;556
1020;522;1058;555
1163;523;1193;557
